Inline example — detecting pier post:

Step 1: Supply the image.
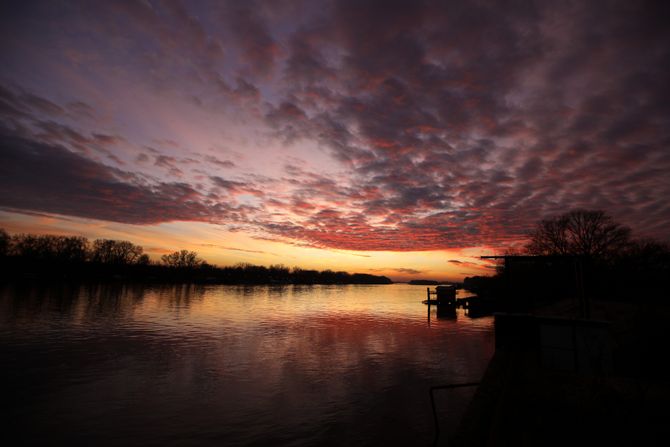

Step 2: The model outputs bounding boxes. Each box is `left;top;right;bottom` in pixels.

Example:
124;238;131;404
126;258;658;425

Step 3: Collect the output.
427;287;431;323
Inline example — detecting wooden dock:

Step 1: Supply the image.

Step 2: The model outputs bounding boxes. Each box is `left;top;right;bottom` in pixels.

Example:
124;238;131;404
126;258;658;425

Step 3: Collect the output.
422;295;479;308
423;286;491;321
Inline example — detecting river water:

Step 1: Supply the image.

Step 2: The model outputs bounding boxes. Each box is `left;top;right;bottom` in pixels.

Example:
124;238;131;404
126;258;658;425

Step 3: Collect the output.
1;283;493;446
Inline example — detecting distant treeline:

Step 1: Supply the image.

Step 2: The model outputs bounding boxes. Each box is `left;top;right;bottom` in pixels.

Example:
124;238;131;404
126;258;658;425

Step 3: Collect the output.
408;279;441;285
0;229;391;285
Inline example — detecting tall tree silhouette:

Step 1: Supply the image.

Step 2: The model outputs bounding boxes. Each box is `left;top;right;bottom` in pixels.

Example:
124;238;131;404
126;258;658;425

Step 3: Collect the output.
161;250;203;268
10;234;89;262
91;239;145;265
0;228;9;257
526;210;631;257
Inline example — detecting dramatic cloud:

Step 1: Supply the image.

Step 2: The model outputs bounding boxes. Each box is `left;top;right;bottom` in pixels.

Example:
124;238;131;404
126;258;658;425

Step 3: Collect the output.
1;0;669;258
0;132;241;225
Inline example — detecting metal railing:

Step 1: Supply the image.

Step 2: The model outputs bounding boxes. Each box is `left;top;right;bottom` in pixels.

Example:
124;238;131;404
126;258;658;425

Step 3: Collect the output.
429;382;480;446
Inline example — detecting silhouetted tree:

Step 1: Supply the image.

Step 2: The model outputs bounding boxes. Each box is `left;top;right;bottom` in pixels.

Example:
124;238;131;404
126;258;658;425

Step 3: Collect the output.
0;229;393;285
10;234;89;262
91;239;144;265
268;264;290;280
612;238;670;296
292;267;319;284
11;234;50;258
161;250;203;268
53;236;89;262
0;228;9;256
526;210;631;258
350;273;392;284
624;238;670;263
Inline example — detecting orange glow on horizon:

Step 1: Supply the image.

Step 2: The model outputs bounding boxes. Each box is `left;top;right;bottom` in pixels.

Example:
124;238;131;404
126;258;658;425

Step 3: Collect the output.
0;210;500;282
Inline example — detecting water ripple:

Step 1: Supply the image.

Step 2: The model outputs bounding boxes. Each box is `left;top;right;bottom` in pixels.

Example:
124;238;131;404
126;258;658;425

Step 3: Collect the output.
1;283;493;446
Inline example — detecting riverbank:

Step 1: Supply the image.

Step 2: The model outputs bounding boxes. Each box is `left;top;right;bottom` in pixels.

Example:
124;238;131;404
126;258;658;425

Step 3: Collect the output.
450;299;670;446
0;256;392;285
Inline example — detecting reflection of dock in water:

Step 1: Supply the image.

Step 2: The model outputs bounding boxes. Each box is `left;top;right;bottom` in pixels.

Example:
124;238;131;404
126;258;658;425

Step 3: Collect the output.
422;285;479;308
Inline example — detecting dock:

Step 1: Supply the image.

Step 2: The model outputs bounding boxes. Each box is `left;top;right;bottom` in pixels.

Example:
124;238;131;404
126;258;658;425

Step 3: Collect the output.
422;296;480;308
422;286;481;309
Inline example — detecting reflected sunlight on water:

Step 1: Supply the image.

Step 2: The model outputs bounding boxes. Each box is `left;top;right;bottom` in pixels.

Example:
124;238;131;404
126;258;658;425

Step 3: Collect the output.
1;283;493;446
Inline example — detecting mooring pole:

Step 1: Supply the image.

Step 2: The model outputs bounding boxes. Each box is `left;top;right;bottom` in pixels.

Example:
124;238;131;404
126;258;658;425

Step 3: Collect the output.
427;287;431;324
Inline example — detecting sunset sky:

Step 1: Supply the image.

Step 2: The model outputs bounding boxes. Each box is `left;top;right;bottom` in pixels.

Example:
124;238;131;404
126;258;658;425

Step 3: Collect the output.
1;1;669;281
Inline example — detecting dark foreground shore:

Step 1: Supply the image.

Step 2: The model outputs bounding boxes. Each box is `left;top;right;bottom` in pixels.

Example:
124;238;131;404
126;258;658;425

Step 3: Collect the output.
450;300;670;446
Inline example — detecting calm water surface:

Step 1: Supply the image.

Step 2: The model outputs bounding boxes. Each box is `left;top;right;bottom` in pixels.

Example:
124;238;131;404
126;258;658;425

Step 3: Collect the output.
1;283;493;446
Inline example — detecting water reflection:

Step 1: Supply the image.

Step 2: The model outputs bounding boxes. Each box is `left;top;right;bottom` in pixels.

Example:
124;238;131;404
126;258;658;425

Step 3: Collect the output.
0;283;493;446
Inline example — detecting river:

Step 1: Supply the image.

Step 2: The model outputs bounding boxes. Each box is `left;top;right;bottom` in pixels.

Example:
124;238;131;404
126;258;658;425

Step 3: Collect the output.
1;283;493;446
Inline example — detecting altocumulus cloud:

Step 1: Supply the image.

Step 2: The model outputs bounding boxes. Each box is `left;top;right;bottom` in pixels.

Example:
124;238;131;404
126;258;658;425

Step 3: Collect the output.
1;0;669;251
0;132;244;225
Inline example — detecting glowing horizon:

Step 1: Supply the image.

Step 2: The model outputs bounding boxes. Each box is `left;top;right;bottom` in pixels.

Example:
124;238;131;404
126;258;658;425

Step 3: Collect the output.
0;210;499;282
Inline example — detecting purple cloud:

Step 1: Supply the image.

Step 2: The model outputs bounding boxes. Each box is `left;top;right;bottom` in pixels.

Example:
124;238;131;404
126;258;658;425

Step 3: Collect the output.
1;0;669;252
0;132;241;225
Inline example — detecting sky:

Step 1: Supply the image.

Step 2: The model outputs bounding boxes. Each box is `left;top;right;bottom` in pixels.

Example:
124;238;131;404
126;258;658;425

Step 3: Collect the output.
1;0;669;281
